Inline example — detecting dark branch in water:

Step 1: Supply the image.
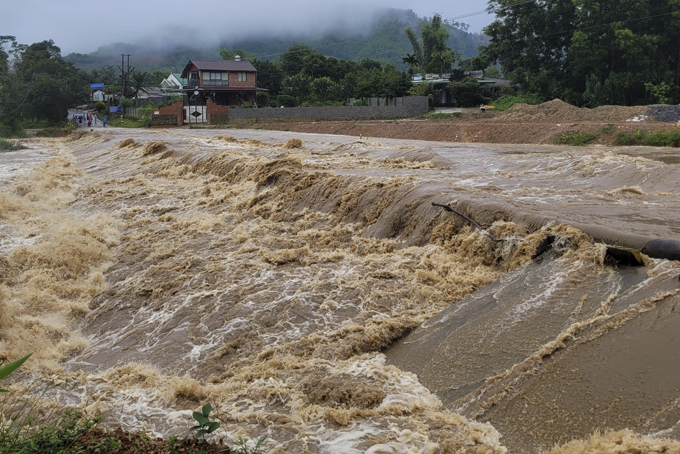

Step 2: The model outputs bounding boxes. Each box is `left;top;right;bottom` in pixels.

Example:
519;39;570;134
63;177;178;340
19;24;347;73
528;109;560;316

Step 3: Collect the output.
432;202;502;243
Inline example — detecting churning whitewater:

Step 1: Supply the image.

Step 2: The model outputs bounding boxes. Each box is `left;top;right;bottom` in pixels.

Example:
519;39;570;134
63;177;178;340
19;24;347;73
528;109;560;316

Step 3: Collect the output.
2;128;680;453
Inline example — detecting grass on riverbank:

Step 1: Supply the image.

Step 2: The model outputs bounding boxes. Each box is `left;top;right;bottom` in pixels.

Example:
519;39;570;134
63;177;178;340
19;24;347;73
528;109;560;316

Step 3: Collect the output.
555;124;616;146
0;411;231;453
556;125;680;147
0;138;26;152
615;128;680;147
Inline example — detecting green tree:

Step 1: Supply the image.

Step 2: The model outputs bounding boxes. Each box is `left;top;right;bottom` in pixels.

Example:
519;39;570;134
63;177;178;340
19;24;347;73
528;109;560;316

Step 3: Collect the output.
129;70;151;99
448;76;484;107
483;0;680;105
405;14;459;74
310;76;342;103
280;72;312;104
252;59;284;97
3;39;88;124
0;35;18;76
89;65;118;86
402;52;420;75
220;48;255;61
279;44;317;76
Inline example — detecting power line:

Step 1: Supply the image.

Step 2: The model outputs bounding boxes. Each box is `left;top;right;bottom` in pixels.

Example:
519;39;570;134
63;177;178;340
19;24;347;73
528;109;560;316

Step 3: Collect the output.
0;72;35;118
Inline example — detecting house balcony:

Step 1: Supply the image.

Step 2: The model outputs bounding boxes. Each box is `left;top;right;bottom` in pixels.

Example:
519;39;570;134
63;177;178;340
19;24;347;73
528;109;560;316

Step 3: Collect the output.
203;80;229;87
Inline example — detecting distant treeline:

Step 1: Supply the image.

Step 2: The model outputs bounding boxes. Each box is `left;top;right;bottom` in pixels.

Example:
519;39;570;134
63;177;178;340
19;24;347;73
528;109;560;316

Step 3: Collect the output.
482;0;680;106
248;44;414;107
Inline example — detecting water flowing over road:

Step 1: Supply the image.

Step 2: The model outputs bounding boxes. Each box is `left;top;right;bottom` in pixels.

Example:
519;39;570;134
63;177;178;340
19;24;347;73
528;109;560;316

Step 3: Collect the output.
2;128;680;453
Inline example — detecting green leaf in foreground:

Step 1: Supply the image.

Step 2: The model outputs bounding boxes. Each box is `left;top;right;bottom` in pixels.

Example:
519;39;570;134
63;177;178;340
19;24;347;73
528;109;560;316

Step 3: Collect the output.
0;354;31;391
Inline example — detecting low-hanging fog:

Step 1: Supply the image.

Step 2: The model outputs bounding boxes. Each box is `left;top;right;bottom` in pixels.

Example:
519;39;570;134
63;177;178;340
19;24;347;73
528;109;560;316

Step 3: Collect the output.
2;0;493;54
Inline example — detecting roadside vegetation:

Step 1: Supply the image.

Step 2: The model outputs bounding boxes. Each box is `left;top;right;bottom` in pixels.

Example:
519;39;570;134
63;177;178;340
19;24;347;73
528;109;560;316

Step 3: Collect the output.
0;138;25;151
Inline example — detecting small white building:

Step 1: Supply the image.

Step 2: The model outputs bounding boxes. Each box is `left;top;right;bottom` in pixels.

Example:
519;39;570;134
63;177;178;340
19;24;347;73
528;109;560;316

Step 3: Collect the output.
92;90;104;102
160;73;185;89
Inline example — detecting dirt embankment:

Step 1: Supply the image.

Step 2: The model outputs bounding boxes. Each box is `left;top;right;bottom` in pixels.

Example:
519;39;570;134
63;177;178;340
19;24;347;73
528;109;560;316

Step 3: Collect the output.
229;99;680;145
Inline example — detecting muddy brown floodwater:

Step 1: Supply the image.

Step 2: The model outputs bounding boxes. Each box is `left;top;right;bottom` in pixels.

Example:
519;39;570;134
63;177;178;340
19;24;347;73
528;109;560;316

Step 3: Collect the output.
1;128;680;453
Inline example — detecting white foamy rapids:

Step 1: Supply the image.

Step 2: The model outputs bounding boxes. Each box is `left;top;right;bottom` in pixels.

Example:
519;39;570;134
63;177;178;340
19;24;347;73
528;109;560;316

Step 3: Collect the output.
5;130;680;453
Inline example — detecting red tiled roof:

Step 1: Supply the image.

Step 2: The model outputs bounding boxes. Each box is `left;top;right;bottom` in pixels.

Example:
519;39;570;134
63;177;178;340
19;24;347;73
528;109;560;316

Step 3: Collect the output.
181;60;256;78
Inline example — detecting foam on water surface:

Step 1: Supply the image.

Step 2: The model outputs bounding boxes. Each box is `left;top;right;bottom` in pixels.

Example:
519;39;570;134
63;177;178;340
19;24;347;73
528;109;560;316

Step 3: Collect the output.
3;130;680;453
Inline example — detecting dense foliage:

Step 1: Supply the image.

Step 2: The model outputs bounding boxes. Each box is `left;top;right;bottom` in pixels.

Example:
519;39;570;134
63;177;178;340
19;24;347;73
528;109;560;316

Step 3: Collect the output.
245;44;413;107
0;37;89;135
404;14;460;74
483;0;680;106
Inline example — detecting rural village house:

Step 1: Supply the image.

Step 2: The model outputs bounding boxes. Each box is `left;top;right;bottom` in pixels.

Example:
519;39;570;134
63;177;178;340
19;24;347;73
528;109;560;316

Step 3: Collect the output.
180;58;259;107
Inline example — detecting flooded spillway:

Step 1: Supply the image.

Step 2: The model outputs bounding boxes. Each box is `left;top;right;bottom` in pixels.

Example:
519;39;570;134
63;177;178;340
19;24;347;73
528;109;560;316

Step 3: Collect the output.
386;248;680;452
2;129;680;453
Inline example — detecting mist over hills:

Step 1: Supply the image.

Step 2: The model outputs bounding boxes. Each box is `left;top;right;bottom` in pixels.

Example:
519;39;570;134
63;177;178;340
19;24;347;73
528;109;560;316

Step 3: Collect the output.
64;8;488;73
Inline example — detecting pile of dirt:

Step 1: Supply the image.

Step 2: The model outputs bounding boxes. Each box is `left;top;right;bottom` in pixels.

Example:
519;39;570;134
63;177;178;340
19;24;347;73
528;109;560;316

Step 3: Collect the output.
258;118;680;146
495;99;649;122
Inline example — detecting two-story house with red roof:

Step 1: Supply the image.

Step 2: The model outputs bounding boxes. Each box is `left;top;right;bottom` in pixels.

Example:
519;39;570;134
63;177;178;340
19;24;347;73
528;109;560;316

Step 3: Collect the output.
180;57;258;106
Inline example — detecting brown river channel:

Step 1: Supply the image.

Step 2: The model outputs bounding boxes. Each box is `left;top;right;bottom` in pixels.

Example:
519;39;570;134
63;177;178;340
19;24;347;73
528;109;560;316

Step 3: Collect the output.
2;128;680;453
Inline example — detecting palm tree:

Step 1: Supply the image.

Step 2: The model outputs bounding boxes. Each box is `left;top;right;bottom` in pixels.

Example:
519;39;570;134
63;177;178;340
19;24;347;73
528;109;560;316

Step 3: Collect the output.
404;14;458;74
402;53;421;75
129;70;151;99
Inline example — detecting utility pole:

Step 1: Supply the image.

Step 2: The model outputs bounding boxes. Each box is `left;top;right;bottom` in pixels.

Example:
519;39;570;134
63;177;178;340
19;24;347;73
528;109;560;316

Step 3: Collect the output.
126;54;131;90
120;54;126;98
119;53;133;98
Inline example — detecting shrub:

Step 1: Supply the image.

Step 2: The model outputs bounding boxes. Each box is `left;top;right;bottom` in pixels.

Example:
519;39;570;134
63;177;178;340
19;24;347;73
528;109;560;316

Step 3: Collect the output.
276;95;297;108
255;91;269;107
0;139;25;152
94;101;106;113
555;131;598;146
0;121;25;138
0;410;100;453
119;98;134;108
493;93;544;111
447;77;484;107
167;94;183;105
615;128;680;147
139;103;157;127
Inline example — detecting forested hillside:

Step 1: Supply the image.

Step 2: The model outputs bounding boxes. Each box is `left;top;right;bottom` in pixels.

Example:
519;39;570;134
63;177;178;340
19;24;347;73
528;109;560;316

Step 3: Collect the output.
64;8;487;73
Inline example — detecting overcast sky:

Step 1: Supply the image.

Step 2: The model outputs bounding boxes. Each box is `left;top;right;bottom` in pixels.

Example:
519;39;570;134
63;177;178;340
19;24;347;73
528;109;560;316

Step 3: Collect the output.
2;0;494;55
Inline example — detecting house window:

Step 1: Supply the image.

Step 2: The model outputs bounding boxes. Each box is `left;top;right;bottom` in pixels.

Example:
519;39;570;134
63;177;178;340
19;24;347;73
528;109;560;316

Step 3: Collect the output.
189;70;199;86
238;72;247;82
203;72;228;86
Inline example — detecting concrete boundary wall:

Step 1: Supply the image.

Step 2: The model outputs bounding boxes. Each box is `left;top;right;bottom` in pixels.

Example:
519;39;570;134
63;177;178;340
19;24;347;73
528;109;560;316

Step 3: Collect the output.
229;96;429;120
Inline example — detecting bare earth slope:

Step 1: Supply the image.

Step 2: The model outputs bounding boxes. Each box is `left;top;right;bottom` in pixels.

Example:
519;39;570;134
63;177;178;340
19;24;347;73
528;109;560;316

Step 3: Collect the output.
232;100;680;146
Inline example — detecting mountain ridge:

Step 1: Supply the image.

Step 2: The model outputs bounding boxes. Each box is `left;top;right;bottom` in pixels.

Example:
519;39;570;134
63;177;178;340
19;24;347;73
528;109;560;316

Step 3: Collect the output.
64;8;488;73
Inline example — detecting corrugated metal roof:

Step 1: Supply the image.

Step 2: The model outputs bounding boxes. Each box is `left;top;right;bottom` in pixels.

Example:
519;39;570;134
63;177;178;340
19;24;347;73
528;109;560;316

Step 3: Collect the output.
181;60;257;77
